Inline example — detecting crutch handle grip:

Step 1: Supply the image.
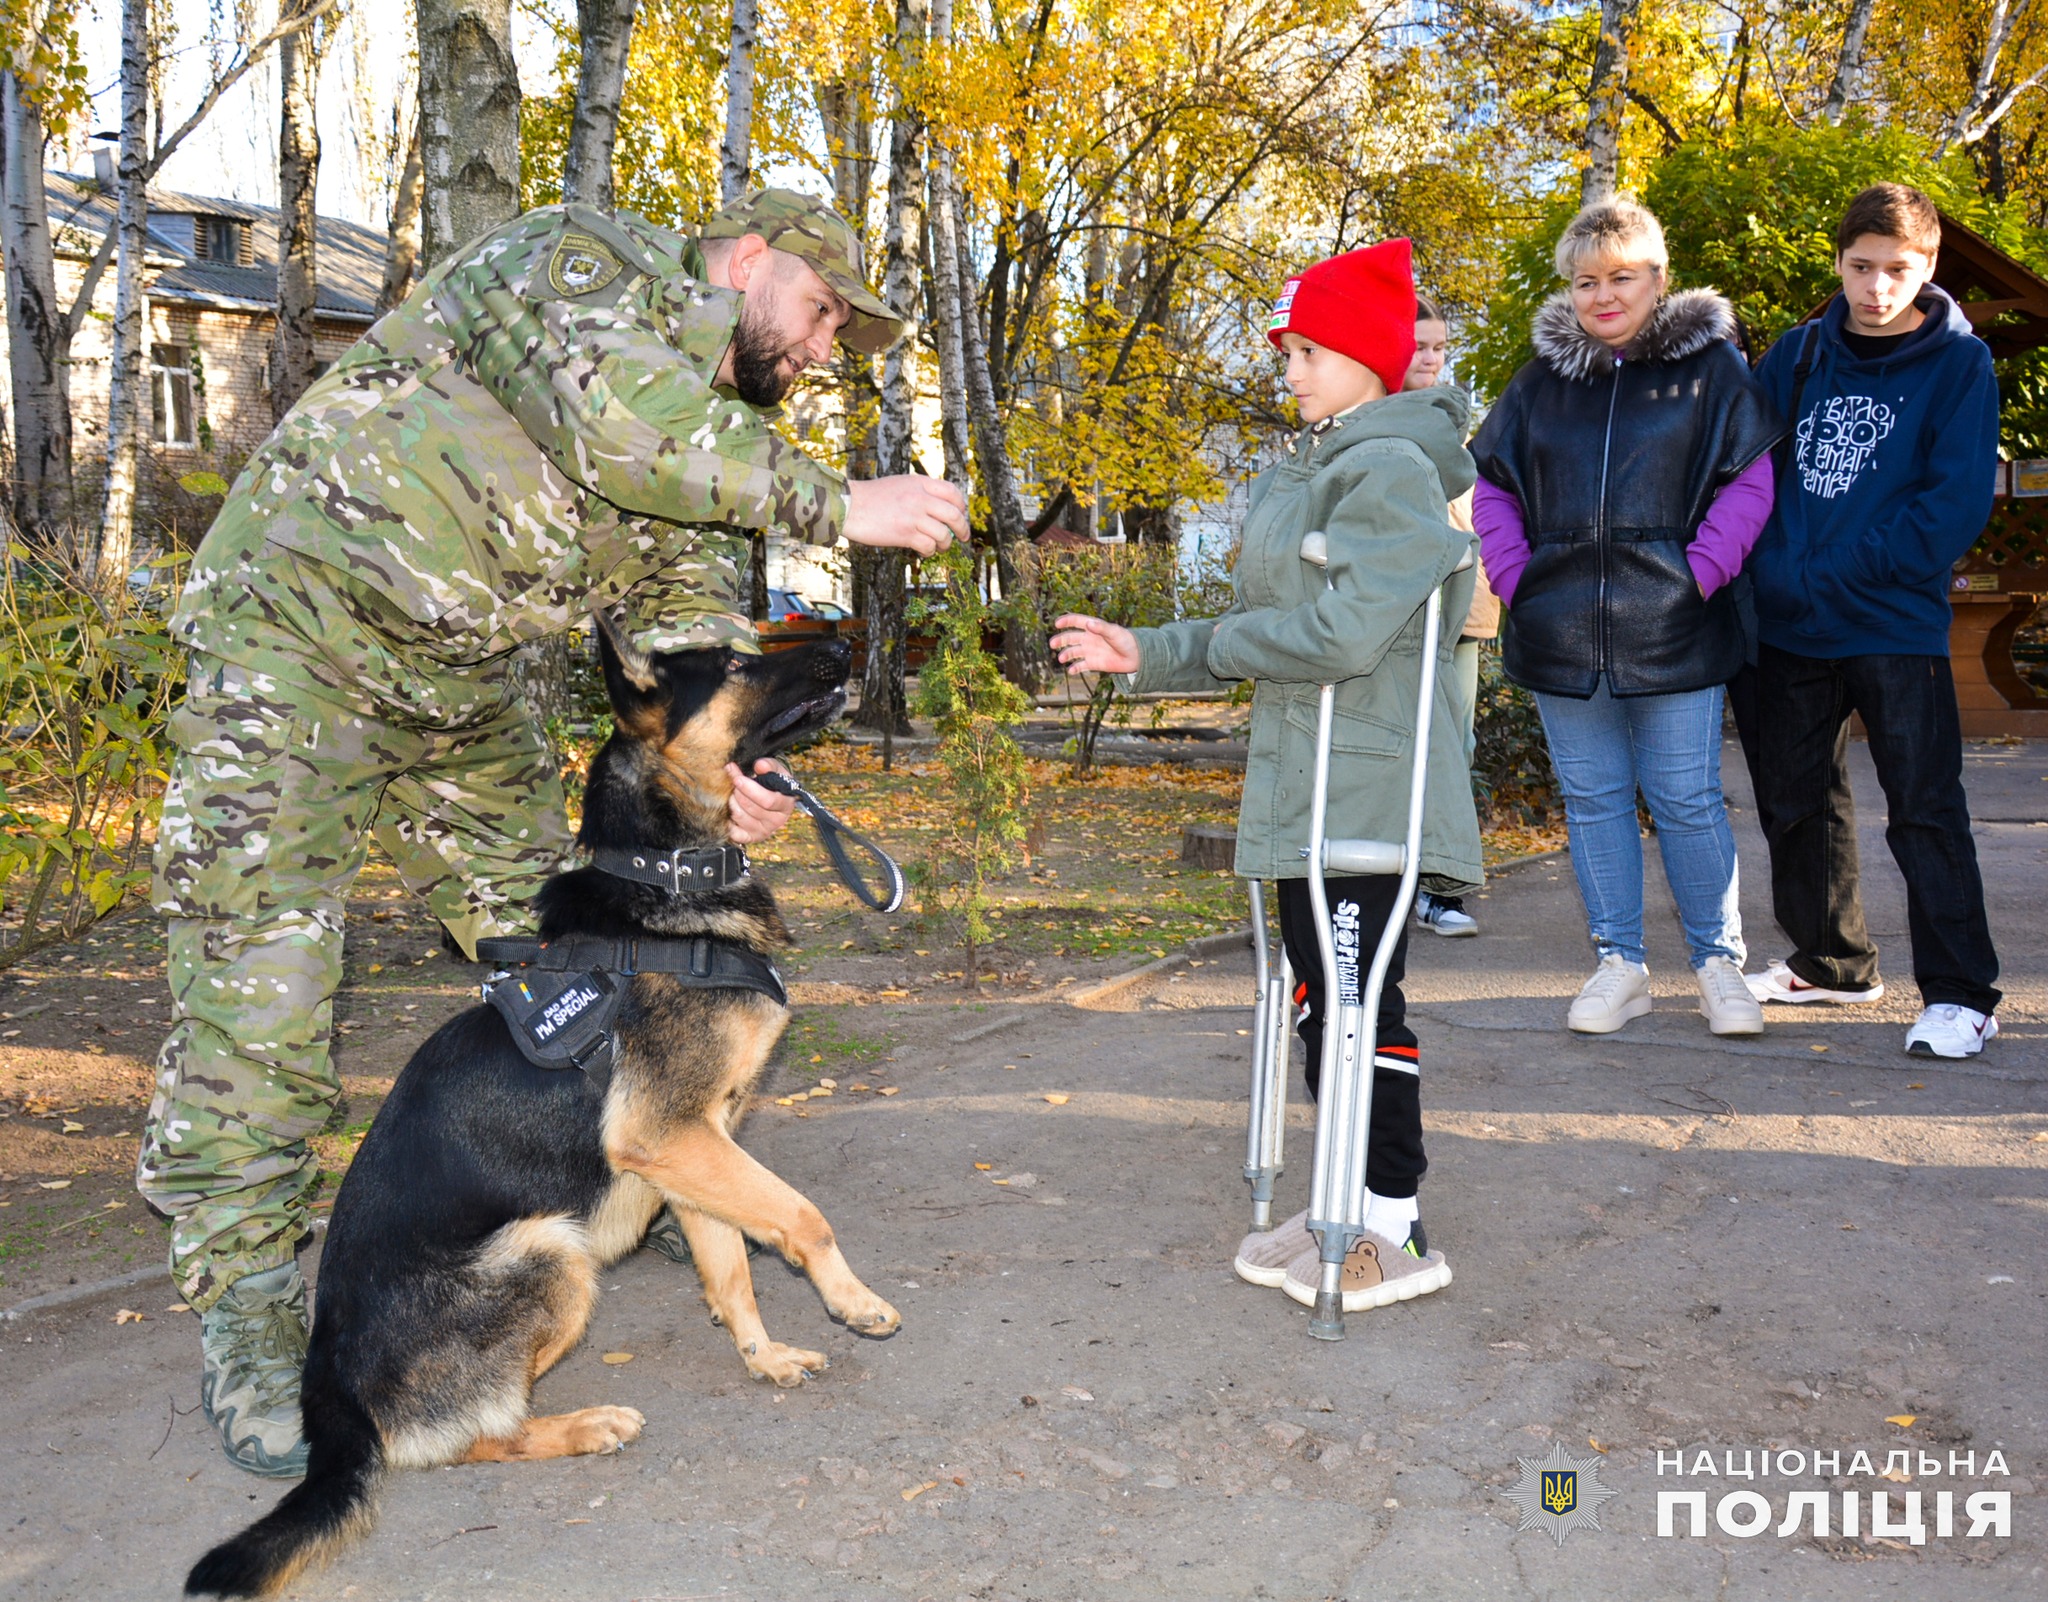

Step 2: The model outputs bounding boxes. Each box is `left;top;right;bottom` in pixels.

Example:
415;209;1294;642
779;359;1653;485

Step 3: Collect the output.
1320;838;1406;876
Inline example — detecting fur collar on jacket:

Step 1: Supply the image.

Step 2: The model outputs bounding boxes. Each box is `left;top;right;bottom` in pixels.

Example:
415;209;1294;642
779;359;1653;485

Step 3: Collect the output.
1530;287;1737;381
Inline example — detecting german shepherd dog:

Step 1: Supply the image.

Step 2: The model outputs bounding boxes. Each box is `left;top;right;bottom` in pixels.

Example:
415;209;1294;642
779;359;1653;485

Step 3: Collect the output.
186;629;900;1598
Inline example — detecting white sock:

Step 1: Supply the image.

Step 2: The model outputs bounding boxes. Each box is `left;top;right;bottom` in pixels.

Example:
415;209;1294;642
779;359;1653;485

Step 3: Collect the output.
1362;1192;1419;1243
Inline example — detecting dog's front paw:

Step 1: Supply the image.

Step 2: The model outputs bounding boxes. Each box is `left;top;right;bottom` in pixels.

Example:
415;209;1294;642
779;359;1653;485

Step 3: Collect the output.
568;1405;645;1455
834;1291;901;1337
742;1339;828;1388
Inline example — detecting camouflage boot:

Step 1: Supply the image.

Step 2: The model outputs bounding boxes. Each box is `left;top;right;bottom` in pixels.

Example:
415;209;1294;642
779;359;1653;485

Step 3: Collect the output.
199;1263;311;1478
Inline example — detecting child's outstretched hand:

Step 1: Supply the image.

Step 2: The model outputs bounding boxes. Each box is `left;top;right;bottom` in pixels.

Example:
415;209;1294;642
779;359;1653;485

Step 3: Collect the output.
1050;614;1141;676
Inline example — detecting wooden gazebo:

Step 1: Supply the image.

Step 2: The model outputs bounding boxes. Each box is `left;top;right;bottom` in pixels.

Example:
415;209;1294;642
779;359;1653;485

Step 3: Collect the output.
1932;213;2048;736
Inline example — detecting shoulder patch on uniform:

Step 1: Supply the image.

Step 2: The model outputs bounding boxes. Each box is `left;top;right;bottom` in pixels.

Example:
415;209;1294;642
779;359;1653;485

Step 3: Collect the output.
548;231;625;298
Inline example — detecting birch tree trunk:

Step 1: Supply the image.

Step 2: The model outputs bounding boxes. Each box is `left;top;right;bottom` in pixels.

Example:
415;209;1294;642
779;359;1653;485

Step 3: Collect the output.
821;75;878;479
1579;0;1641;208
416;0;521;267
854;0;929;739
1821;0;1876;124
378;102;425;312
98;0;152;588
2;67;75;548
270;0;324;421
563;0;639;211
720;0;758;205
923;13;972;499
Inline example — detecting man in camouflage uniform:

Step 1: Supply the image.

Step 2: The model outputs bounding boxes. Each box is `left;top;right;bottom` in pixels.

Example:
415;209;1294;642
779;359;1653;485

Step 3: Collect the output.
139;189;965;1475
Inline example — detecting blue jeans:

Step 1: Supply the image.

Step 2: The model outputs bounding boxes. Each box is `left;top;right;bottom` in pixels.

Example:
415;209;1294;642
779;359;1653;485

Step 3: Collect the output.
1534;678;1743;970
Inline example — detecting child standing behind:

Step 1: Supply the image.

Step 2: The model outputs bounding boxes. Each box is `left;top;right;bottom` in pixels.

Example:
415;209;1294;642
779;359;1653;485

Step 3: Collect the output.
1051;240;1479;1310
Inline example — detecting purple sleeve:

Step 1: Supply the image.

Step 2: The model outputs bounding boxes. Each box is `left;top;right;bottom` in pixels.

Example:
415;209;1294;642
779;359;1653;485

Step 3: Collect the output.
1471;477;1531;610
1686;455;1776;599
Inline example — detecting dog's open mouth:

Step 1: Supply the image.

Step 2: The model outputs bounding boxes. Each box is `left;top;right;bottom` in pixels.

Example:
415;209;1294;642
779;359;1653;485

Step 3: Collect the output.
761;687;846;741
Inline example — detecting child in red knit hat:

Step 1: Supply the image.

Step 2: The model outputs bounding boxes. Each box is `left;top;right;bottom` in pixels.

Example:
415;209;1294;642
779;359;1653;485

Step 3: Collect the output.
1053;240;1481;1312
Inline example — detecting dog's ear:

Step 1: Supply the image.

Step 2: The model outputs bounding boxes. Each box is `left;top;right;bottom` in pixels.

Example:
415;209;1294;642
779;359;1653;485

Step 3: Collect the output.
592;610;664;734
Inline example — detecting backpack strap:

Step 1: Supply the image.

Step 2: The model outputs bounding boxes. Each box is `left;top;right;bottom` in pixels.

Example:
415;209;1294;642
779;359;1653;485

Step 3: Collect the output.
1776;316;1823;489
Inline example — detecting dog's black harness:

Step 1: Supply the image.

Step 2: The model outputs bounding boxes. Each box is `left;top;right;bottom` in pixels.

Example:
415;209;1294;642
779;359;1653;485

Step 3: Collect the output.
477;933;786;1094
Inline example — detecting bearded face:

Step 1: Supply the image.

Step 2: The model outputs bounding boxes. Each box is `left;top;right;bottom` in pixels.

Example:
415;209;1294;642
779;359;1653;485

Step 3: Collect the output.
728;295;809;407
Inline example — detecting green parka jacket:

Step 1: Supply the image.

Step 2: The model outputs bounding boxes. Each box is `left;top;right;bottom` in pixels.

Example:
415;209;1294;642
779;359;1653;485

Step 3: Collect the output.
1128;387;1484;891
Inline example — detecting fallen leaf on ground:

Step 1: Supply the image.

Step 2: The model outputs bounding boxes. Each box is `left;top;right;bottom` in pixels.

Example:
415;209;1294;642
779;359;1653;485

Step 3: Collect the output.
1489;1340;1531;1351
1809;1044;1828;1053
1061;1385;1094;1401
1907;1083;1925;1090
974;1162;993;1171
367;964;383;974
36;1180;71;1190
776;1097;795;1106
1885;1413;1917;1427
114;1309;147;1324
61;1120;83;1133
601;1352;634;1365
818;1077;838;1089
850;1083;870;1092
1587;1437;1608;1454
901;1480;938;1502
1043;1093;1070;1106
166;1303;190;1313
878;1086;899;1096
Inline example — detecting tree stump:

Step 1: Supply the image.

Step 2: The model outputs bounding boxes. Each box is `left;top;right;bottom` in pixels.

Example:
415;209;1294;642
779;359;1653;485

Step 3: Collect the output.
1180;823;1235;870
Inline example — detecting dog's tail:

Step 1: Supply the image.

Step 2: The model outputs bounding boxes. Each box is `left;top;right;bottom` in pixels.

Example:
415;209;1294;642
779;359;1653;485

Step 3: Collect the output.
184;1384;382;1599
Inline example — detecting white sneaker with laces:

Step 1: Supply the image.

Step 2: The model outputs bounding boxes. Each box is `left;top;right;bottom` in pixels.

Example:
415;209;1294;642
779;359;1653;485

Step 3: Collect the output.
1415;892;1478;938
1695;955;1764;1036
1905;1004;1998;1059
1568;954;1652;1034
1744;958;1883;1005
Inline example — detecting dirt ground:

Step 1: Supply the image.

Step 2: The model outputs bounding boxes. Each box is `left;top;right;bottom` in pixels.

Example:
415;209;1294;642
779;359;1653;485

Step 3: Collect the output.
3;737;2039;1601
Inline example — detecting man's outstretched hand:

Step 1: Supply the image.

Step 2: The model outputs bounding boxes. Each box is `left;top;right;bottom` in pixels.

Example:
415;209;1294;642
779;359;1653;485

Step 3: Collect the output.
1050;613;1141;677
844;476;968;556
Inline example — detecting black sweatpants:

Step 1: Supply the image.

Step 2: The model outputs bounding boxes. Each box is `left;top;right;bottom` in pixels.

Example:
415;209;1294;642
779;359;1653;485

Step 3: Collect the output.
1276;875;1426;1200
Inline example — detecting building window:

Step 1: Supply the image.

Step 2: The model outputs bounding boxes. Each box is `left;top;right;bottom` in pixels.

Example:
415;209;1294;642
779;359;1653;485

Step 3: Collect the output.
151;343;198;448
193;216;247;263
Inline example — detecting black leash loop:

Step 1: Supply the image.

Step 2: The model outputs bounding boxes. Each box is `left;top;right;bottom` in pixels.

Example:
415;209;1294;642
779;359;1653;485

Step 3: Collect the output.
753;768;907;914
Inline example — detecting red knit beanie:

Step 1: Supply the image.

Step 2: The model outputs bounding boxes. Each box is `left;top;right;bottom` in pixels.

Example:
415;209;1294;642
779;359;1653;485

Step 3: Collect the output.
1266;238;1417;395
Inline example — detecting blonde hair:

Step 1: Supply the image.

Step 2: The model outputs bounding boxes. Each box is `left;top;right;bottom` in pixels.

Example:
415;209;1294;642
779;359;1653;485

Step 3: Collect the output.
1554;198;1669;280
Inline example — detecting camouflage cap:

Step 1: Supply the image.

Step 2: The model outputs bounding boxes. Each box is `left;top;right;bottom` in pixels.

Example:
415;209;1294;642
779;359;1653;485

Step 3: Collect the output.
701;187;905;355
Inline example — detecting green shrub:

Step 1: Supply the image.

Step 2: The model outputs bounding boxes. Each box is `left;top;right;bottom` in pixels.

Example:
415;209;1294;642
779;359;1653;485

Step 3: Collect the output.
1030;543;1180;775
0;549;183;965
1470;640;1557;825
910;548;1032;983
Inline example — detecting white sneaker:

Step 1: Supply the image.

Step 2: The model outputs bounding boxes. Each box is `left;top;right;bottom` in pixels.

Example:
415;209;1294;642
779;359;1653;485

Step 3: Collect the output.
1568;954;1652;1034
1744;959;1884;1005
1695;955;1764;1036
1905;1005;1998;1059
1415;892;1478;938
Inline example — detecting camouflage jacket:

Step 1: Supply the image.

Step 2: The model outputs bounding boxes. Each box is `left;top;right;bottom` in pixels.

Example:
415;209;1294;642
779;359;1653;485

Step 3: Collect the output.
173;205;847;722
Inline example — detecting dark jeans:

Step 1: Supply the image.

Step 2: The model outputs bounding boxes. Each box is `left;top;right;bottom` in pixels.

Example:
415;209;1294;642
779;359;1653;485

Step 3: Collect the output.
1752;645;2001;1012
1277;875;1425;1199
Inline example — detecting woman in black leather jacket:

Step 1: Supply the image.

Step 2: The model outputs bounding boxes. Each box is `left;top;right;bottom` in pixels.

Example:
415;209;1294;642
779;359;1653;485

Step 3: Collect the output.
1468;199;1783;1040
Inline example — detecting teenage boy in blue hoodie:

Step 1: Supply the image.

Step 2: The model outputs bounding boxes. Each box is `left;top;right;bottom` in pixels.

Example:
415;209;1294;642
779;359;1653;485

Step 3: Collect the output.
1744;184;2002;1058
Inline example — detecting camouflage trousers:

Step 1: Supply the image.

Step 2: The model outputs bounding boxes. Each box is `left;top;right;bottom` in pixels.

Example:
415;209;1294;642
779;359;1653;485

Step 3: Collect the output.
138;655;573;1309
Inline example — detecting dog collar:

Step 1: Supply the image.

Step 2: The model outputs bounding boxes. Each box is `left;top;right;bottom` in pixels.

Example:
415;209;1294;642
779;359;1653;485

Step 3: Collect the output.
589;843;750;893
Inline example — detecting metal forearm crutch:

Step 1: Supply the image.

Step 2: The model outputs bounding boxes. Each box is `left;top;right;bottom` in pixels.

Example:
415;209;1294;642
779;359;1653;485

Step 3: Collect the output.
1298;529;1471;1341
1242;881;1292;1232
